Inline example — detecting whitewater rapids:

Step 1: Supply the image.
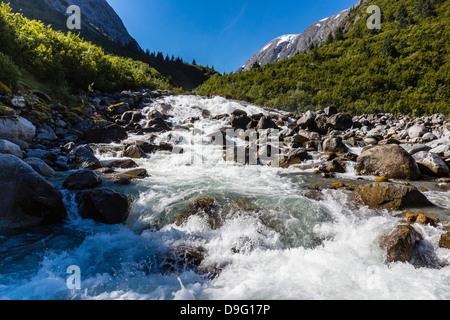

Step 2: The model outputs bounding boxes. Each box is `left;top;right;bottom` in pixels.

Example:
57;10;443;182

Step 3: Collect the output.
0;95;449;300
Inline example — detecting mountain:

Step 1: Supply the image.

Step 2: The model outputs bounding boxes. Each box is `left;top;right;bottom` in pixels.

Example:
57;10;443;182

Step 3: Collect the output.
237;0;364;72
4;0;218;91
196;0;449;116
7;0;141;52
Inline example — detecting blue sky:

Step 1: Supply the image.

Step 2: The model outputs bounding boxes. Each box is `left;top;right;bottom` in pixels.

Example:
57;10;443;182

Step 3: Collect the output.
106;0;358;73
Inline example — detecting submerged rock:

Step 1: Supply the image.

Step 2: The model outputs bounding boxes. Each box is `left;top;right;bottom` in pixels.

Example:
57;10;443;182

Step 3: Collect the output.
0;154;66;230
76;188;131;225
356;144;421;180
354;182;434;210
381;225;423;263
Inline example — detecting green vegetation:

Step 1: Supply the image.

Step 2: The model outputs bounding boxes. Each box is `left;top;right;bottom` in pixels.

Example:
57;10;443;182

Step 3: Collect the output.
195;0;449;116
6;0;218;91
0;2;172;96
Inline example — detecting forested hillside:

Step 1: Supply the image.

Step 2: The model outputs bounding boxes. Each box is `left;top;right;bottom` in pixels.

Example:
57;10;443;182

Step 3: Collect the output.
195;0;449;116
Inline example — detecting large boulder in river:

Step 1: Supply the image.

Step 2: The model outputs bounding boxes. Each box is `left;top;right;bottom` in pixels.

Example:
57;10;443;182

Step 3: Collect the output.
354;182;434;210
0;154;66;230
381;225;423;263
356;144;421;180
76;188;131;225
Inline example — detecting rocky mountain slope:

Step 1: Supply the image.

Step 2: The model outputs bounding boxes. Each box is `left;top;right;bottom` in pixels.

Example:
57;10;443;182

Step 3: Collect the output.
237;0;363;72
8;0;141;51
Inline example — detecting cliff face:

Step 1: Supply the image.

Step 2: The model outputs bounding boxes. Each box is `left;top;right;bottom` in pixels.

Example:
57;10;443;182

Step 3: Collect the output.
237;1;363;72
8;0;141;50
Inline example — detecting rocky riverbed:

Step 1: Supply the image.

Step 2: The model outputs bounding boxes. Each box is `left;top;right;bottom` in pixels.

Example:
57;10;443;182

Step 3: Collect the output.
0;87;449;299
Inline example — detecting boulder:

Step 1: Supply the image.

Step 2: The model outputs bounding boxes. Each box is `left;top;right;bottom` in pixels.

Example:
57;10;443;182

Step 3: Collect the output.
76;188;131;225
24;157;55;177
354;182;435;210
0;154;66;230
63;170;102;190
70;145;102;170
278;148;310;168
0;117;36;142
108;159;138;169
413;151;449;177
381;225;423;263
104;168;148;184
175;196;222;229
322;137;348;154
84;124;128;143
230;110;251;130
122;145;146;159
0;139;23;158
356;145;421;180
257;116;278;131
319;160;346;173
327;113;353;131
407;125;426;139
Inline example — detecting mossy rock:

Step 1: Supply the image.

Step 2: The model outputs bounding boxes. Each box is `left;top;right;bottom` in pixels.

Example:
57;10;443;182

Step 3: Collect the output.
0;81;12;95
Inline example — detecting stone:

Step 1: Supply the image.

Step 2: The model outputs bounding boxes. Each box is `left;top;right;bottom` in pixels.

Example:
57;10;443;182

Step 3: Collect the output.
327;113;353;131
84;124;128;143
319;160;346;173
413;151;449;177
122;145;146;159
70;145;102;170
324;107;338;117
353;182;435;210
0;154;66;230
63;170;102;190
231;111;251;130
257;116;278;131
0;117;36;142
322;137;348;154
381;225;423;263
356;144;421;180
405;212;440;227
279;149;310;168
24;157;55;177
76;188;131;225
408;125;426;139
108;159;138;169
439;232;450;249
108;102;130;115
0;139;23;158
400;144;432;156
104;168;148;185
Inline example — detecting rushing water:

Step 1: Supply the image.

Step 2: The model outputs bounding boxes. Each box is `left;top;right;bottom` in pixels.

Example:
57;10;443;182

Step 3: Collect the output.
0;95;449;300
